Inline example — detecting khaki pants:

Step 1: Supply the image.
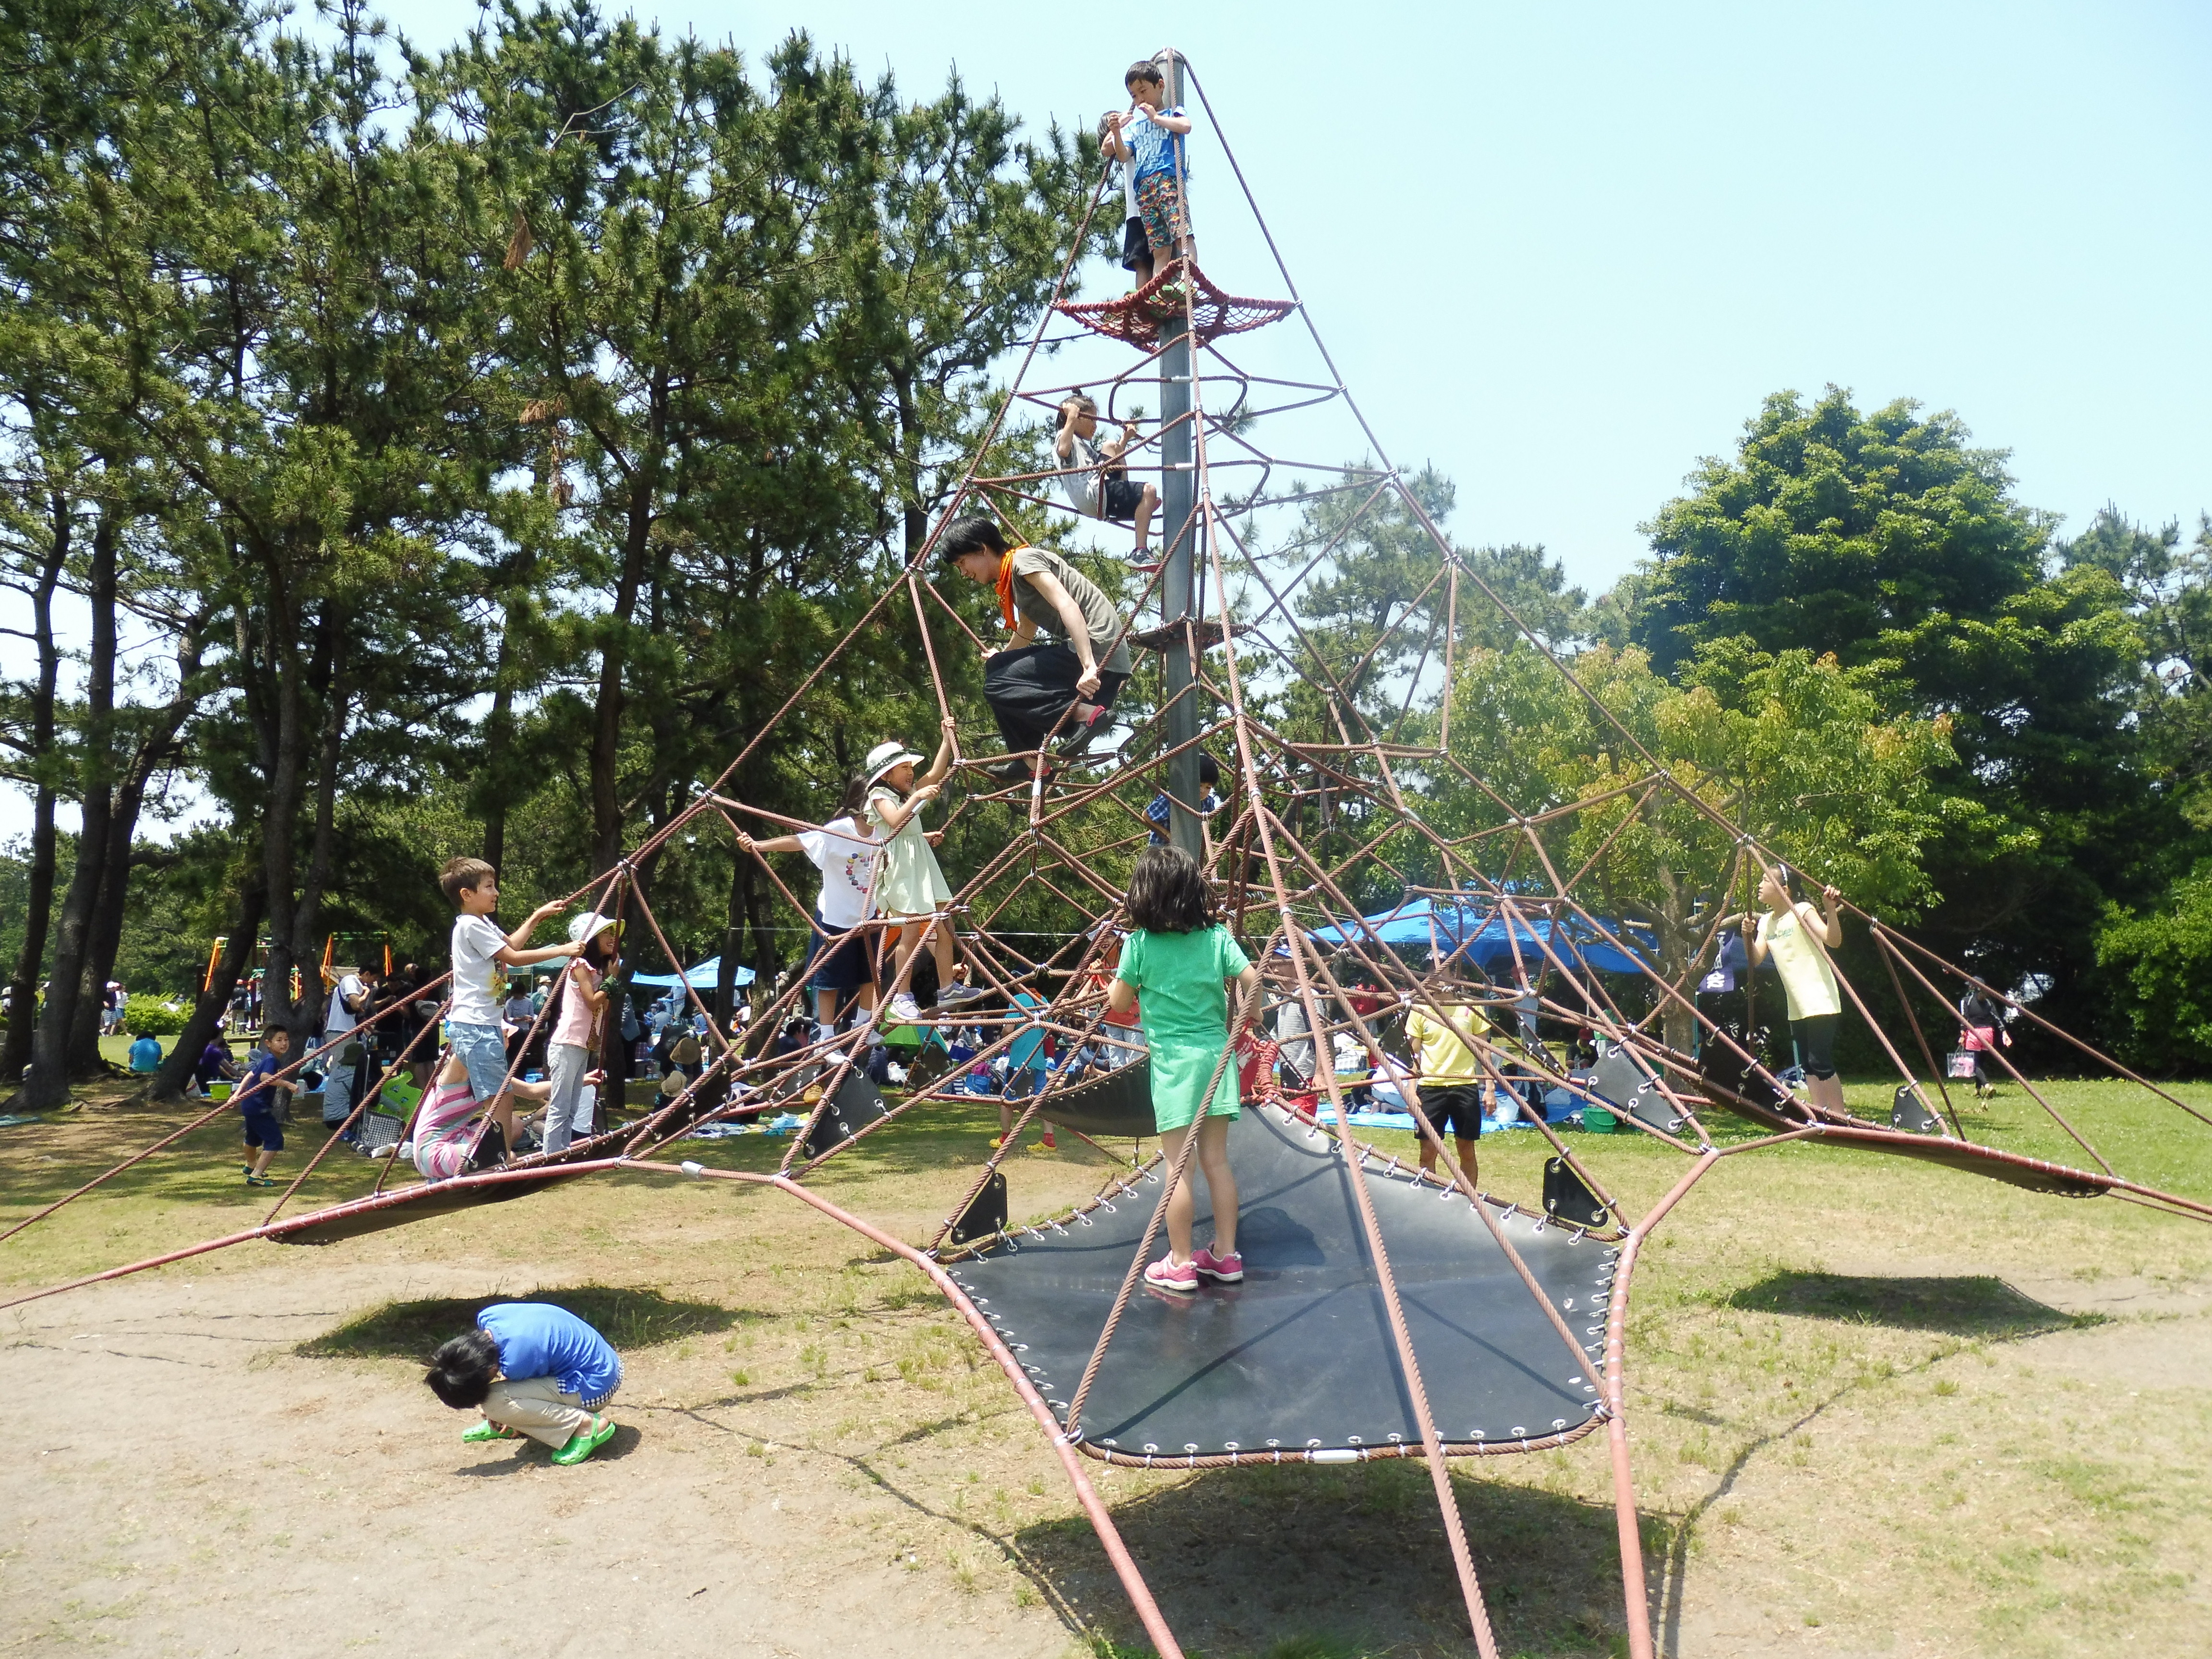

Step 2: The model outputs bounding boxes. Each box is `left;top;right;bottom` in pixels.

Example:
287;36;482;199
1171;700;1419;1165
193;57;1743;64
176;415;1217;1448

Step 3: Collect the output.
484;1376;600;1449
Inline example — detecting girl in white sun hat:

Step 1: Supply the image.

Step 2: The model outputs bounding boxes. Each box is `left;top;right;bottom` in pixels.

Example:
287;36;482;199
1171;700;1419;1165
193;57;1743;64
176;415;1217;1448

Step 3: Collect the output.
542;911;621;1153
865;719;982;1022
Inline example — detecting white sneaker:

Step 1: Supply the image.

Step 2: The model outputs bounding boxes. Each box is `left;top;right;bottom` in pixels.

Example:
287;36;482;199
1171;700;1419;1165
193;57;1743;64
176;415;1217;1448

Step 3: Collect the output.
888;993;922;1023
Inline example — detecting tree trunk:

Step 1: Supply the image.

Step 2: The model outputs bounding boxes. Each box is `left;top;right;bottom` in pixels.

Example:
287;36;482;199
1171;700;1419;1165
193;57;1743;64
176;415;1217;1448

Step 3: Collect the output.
65;620;207;1071
1;486;66;1082
589;369;669;875
15;509;120;1110
151;866;265;1104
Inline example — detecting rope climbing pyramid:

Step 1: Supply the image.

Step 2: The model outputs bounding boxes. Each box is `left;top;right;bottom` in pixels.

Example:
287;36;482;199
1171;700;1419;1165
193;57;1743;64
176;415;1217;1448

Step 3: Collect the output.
9;46;2211;1659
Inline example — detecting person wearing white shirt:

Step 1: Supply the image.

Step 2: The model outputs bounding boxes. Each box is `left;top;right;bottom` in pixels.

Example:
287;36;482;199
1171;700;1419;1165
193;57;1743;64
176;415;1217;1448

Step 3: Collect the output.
738;781;882;1039
438;857;582;1157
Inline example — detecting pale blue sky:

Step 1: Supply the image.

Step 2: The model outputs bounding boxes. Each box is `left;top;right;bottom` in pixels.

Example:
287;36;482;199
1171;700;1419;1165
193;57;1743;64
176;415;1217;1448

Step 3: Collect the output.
6;1;2209;848
364;0;2212;590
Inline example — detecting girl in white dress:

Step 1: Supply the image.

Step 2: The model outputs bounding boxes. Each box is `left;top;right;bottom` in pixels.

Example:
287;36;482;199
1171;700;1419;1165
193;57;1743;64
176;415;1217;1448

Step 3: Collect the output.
864;721;982;1022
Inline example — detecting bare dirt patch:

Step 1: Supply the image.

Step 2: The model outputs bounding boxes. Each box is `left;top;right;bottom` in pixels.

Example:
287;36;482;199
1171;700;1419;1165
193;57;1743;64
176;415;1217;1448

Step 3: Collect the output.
4;1078;2210;1656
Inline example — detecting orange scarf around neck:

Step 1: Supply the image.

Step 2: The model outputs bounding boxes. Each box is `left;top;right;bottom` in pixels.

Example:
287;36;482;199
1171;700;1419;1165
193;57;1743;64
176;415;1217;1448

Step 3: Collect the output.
995;548;1022;631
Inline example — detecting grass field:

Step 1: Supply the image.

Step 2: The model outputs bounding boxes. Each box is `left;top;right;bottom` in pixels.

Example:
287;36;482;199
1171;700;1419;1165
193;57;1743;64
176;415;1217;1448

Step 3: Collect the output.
3;1071;2208;1657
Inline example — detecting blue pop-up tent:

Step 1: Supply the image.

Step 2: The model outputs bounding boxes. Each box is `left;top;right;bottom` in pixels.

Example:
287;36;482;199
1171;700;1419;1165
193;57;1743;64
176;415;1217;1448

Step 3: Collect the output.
1306;897;1655;975
630;955;755;990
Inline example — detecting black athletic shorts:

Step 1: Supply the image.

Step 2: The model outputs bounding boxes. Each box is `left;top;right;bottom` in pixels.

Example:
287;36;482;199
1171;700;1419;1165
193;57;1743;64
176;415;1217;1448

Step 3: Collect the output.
1793;1013;1839;1080
1421;1082;1486;1140
1119;215;1149;271
1100;475;1146;521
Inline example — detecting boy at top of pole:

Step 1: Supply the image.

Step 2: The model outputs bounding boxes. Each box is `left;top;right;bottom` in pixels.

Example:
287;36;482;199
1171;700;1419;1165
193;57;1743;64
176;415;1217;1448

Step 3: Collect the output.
1055;395;1158;561
939;517;1132;782
1107;843;1261;1295
437;857;582;1159
862;724;986;1026
1103;60;1195;283
736;773;883;1041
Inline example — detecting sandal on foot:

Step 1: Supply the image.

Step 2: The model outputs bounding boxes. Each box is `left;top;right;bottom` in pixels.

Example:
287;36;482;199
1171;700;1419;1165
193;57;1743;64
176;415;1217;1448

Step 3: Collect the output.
245;1173;275;1187
552;1417;617;1466
461;1420;516;1444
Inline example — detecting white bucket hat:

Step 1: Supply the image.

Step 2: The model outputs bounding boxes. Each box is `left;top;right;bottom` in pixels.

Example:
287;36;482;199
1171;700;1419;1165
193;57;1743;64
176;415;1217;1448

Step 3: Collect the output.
864;739;925;786
567;910;623;946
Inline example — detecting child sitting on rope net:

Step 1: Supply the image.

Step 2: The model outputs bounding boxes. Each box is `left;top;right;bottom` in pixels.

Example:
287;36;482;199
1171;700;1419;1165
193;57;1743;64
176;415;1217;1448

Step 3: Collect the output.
1107;843;1260;1294
864;725;986;1026
1054;394;1157;559
425;1301;621;1467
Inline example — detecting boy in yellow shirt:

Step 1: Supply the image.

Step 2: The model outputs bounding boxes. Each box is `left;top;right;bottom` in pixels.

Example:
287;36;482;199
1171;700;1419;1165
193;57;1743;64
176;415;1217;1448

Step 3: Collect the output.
1401;962;1496;1178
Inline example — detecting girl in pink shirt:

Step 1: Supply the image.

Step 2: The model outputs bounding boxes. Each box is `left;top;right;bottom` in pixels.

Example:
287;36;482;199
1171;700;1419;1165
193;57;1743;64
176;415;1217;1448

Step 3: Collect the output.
544;914;620;1153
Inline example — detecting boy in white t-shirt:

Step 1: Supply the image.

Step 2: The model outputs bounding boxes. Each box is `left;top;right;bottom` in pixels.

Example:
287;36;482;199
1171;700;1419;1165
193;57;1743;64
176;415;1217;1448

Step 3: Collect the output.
438;857;583;1157
737;800;880;1039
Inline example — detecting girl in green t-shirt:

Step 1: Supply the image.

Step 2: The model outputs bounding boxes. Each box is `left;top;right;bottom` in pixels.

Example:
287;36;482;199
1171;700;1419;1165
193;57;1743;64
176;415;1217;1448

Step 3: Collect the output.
1108;845;1261;1295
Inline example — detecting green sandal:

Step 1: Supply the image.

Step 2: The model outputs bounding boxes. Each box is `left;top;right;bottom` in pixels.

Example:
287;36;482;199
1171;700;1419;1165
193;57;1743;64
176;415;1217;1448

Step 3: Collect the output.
551;1416;617;1466
461;1420;516;1444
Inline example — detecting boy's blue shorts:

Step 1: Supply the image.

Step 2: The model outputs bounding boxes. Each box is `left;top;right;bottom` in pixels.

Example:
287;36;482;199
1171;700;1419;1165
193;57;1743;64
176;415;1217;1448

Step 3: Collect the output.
448;1022;510;1103
241;1108;284;1153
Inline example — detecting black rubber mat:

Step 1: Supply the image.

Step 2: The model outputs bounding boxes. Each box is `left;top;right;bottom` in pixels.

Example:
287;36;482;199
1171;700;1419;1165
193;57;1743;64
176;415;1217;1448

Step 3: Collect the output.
946;1105;1616;1458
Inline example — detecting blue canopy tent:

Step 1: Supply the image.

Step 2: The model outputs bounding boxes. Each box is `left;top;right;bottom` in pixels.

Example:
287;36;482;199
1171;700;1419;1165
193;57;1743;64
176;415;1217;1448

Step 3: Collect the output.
631;955;755;991
1305;898;1656;976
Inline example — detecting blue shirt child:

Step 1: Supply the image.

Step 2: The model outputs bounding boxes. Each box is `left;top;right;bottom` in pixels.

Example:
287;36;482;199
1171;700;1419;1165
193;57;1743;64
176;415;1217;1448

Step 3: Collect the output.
1124;105;1189;184
477;1302;623;1408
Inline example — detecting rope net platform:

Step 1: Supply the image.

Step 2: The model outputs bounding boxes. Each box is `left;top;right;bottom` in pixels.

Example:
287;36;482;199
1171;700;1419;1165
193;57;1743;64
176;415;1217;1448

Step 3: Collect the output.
8;46;2211;1659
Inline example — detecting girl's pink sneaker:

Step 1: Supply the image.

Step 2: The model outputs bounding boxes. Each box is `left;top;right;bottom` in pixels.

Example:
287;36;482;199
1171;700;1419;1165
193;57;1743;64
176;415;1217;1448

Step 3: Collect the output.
1193;1246;1244;1284
1144;1255;1198;1294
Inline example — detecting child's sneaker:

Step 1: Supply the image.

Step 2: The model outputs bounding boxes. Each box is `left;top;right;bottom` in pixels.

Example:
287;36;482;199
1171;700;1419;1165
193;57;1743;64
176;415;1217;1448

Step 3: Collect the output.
888;992;922;1023
1143;1254;1198;1294
1193;1246;1244;1284
1038;1130;1058;1151
245;1173;275;1188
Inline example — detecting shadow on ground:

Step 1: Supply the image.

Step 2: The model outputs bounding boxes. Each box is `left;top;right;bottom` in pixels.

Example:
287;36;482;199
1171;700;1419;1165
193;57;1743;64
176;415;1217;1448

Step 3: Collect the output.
1019;1458;1633;1658
295;1284;745;1362
1723;1271;2096;1338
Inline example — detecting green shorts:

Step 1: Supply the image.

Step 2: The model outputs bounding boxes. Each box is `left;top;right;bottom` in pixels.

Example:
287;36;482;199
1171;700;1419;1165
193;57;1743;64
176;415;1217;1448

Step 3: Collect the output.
1148;1039;1241;1134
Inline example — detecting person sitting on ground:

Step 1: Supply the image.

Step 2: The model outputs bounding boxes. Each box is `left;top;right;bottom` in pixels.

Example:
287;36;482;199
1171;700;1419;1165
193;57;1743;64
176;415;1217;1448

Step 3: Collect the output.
864;725;986;1025
654;1018;703;1108
1109;843;1261;1295
233;1026;301;1187
939;517;1133;781
192;1034;240;1097
1055;395;1157;560
1398;955;1495;1178
1103;60;1196;285
1741;864;1846;1117
734;776;882;1042
438;857;581;1161
127;1030;163;1074
424;1301;621;1467
1147;751;1221;846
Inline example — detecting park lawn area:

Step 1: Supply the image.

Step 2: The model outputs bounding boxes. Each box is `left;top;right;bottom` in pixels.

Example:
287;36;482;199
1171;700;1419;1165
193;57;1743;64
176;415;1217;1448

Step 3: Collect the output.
1;1074;2209;1657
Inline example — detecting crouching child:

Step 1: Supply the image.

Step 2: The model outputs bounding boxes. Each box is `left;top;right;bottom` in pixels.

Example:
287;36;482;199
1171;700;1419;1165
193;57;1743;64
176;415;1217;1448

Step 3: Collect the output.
424;1301;622;1466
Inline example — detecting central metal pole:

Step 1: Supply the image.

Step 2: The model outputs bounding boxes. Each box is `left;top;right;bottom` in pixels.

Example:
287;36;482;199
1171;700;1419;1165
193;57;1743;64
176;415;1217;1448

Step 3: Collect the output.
1156;49;1202;862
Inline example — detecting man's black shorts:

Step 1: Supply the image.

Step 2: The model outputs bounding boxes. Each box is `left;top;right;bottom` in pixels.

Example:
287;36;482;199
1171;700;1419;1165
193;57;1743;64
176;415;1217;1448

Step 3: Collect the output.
1421;1082;1486;1140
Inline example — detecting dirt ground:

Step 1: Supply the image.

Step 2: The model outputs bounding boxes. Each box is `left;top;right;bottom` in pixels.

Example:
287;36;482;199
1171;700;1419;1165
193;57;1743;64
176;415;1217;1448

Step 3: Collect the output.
3;1081;2209;1658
